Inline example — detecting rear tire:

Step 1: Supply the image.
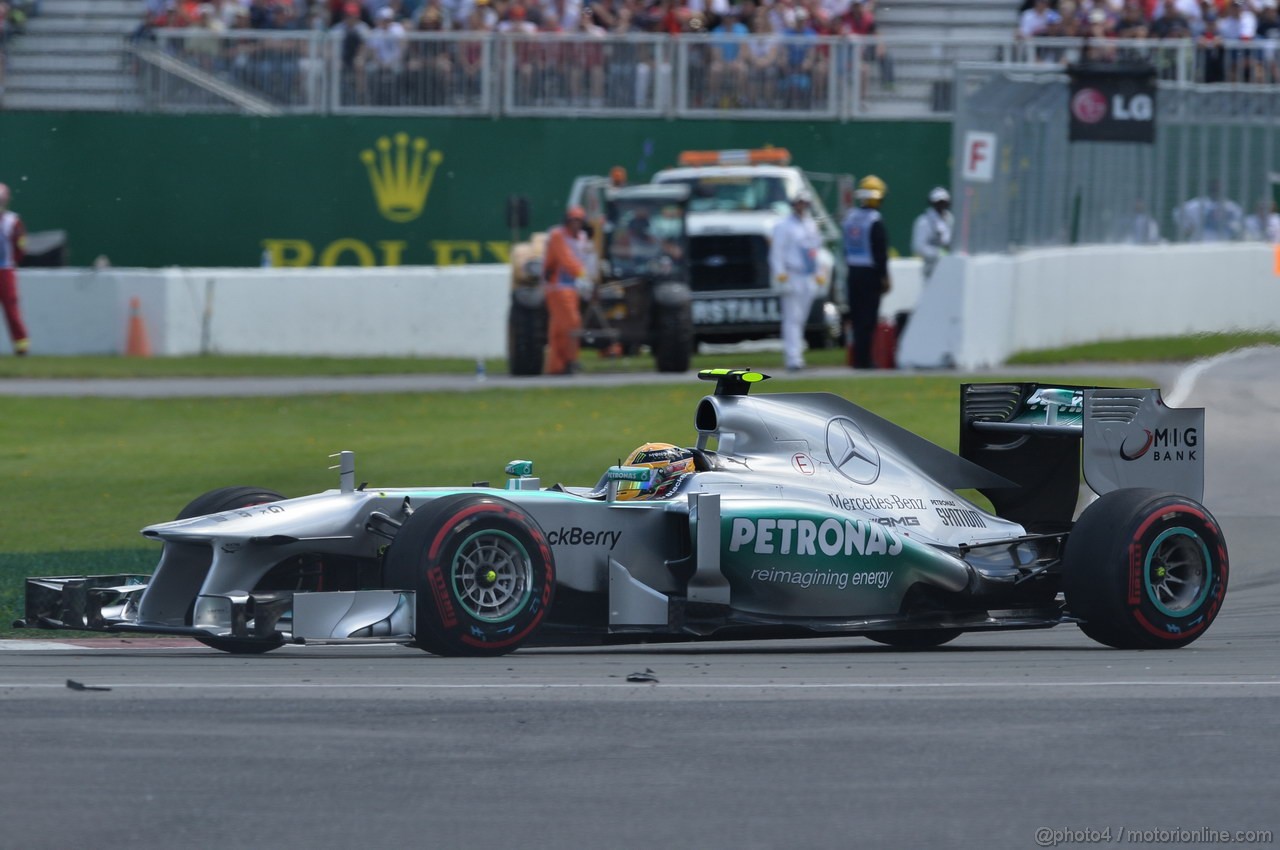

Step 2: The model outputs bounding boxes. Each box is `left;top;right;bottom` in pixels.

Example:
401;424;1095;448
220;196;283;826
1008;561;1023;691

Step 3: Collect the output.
508;295;546;376
1063;488;1228;649
652;303;693;373
865;629;962;649
384;494;555;657
175;487;288;655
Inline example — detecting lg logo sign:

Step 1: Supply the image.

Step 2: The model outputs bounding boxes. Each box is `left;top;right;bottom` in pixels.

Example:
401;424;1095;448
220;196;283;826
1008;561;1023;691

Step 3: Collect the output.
1071;87;1154;124
1069;68;1157;143
1114;92;1154;120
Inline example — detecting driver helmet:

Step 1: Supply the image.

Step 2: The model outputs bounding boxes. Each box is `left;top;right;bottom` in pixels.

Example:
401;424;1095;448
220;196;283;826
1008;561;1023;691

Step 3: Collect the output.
616;442;696;501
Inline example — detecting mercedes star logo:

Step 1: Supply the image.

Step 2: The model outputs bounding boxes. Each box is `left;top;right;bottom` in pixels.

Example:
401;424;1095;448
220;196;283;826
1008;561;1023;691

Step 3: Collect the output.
826;417;881;484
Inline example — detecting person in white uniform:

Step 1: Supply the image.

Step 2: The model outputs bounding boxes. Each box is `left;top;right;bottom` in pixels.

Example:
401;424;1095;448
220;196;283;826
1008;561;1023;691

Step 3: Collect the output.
769;191;823;372
911;186;954;280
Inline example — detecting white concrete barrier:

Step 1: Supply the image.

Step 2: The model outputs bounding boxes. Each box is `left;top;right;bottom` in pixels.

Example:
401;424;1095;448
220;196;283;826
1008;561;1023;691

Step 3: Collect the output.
882;257;923;321
899;243;1280;370
20;261;920;359
19;265;510;357
16;243;1275;362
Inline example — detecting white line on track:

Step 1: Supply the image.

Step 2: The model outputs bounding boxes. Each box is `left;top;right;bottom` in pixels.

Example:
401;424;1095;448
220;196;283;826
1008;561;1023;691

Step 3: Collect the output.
3;681;1279;690
1165;345;1276;407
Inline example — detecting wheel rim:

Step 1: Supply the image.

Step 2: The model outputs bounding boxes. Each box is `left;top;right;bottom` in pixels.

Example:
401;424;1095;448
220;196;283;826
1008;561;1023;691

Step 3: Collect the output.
1143;527;1212;617
450;529;533;623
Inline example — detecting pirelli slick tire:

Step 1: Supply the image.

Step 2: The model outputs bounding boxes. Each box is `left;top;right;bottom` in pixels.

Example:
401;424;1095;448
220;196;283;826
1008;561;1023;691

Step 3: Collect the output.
652;303;693;373
385;495;555;657
865;629;962;649
1063;488;1228;650
176;487;289;655
508;295;547;377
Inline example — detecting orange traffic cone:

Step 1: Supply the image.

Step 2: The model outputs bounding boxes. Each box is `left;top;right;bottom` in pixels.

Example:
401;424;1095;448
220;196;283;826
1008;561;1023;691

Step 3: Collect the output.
126;297;152;358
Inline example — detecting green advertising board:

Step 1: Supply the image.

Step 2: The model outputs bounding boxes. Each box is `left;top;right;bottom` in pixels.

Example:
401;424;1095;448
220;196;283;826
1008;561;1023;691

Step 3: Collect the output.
0;112;948;268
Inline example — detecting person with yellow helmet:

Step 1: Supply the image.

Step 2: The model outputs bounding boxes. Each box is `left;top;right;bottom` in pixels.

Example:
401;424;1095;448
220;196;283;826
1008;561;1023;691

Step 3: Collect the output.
842;175;891;370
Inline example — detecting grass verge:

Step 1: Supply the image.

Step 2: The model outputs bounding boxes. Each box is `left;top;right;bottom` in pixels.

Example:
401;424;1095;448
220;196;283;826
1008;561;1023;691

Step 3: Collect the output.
1007;332;1280;365
0;332;1272;379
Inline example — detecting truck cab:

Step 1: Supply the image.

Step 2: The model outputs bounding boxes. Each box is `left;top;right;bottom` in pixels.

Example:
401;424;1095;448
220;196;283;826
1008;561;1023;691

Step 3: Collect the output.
652;148;847;349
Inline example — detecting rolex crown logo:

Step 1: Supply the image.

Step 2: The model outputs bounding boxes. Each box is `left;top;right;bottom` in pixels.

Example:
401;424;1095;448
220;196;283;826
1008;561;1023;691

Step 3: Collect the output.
361;133;444;224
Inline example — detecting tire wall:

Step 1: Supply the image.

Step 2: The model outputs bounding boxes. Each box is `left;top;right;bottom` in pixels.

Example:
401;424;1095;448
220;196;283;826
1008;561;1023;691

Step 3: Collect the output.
0;112;949;268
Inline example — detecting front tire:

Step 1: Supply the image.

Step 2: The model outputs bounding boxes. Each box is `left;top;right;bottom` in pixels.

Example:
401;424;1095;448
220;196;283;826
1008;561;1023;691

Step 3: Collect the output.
175;486;289;655
384;494;555;657
1063;488;1228;649
196;636;284;655
175;486;286;521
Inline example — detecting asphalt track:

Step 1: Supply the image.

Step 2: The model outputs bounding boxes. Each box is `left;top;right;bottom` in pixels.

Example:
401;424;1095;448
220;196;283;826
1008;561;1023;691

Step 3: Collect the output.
2;352;1277;850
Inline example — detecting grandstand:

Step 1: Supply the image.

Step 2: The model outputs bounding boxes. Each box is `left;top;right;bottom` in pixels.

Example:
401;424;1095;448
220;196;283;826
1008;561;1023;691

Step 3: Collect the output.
2;0;1028;117
1;0;141;111
876;0;1015;42
5;1;1279;118
869;0;1016;114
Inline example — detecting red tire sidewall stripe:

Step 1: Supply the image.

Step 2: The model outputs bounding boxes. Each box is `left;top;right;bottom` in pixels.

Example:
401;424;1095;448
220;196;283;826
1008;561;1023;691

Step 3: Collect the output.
427;502;506;561
424;500;554;649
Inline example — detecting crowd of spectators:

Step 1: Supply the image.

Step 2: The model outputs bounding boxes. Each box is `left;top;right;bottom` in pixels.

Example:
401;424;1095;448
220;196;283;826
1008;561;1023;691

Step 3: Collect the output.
1104;183;1280;244
1017;0;1280;82
139;0;888;40
131;0;1280;108
136;0;893;109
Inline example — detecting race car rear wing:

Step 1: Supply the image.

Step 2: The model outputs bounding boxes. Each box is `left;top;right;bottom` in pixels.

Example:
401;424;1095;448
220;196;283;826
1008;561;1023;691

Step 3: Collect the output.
960;383;1205;525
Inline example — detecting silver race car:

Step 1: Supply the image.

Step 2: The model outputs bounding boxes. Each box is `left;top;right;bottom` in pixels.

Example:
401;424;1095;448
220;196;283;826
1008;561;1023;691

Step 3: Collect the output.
17;369;1228;655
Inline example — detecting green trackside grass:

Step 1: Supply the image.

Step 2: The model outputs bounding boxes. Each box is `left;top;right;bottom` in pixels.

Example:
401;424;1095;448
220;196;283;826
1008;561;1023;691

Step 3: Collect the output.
0;373;1152;636
1007;332;1280;365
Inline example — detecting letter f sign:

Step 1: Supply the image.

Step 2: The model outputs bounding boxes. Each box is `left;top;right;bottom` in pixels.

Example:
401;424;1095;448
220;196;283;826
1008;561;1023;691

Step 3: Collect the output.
963;131;997;183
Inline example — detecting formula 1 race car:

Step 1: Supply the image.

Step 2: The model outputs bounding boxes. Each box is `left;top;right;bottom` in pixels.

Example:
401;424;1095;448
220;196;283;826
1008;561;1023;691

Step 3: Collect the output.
17;370;1228;655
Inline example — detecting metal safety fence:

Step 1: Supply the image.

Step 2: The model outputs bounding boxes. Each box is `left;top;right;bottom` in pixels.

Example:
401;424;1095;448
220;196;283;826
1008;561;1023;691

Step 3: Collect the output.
952;63;1280;254
130;29;1280;121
